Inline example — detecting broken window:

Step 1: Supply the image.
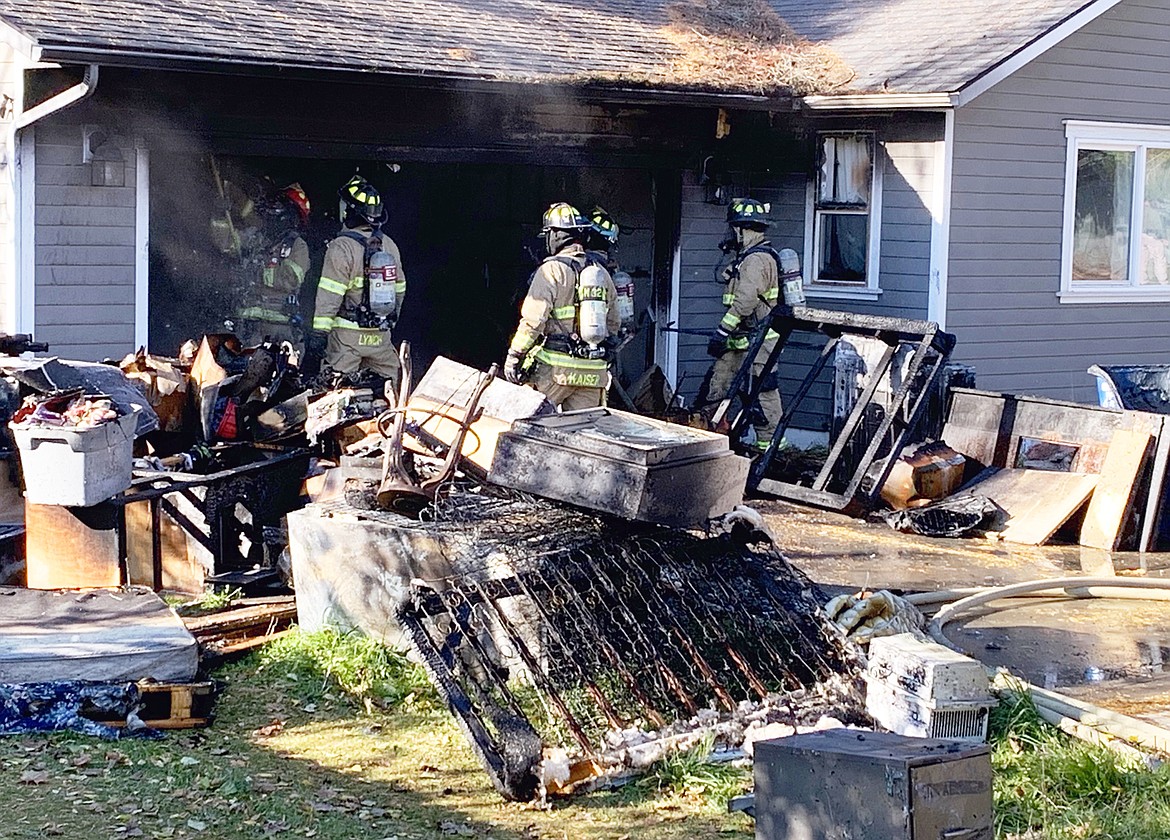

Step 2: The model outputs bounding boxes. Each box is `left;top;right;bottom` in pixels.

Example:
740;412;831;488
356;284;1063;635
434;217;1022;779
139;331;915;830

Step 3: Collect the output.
1063;121;1170;299
810;133;876;290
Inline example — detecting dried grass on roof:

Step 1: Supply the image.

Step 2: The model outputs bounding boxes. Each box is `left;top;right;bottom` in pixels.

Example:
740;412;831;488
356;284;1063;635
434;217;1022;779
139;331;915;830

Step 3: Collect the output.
661;0;854;95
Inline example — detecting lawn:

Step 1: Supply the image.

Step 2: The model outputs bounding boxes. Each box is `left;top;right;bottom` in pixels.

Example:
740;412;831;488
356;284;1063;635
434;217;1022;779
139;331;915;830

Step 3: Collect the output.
6;628;1170;840
0;629;753;840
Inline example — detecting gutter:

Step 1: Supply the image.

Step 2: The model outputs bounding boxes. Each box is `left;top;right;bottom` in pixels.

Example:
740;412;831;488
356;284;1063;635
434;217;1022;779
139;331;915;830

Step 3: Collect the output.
16;63;99;128
800;92;957;111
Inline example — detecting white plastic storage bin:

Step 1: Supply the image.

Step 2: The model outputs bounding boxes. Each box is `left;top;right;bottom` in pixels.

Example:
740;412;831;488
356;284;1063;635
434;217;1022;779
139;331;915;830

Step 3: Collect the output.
10;410;138;507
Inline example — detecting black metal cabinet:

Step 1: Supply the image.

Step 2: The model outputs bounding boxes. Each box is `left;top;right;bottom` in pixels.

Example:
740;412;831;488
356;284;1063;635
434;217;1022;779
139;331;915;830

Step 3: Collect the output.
754;729;991;840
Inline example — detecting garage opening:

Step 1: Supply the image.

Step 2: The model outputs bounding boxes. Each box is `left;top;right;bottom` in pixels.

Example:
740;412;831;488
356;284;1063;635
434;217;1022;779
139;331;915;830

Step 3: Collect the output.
148;153;661;384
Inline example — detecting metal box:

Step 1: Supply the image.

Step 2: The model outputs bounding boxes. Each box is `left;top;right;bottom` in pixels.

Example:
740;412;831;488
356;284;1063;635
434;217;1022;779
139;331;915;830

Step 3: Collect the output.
866;634;995;742
754;729;992;840
488;407;749;527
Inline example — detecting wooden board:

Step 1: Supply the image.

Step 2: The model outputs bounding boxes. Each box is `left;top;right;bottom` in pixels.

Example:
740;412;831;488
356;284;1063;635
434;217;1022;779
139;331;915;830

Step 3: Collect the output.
25;502;121;589
405;357;552;473
1081;427;1153;551
1141;416;1170;552
125;500;208;594
963;468;1099;545
942;389;1122;472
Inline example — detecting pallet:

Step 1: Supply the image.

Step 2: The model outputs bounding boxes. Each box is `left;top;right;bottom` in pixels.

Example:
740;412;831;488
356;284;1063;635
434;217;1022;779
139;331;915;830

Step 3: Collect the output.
185;598;297;661
91;681;216;730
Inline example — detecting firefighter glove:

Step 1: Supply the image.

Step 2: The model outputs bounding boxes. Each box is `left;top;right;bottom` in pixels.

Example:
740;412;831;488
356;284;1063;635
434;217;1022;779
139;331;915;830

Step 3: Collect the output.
302;330;328;378
601;335;621;362
707;327;731;359
503;351;526;385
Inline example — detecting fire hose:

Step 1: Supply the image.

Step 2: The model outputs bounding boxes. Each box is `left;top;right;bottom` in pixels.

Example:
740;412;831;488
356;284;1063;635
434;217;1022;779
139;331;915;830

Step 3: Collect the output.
900;577;1170;757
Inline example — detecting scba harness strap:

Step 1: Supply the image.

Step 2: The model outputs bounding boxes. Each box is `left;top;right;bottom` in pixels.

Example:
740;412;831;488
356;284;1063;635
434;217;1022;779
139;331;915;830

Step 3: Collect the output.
521;254;610;382
336;230;396;330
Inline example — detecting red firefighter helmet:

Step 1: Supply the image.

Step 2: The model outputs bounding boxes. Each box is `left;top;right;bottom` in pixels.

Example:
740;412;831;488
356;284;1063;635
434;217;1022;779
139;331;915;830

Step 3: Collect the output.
279;182;311;225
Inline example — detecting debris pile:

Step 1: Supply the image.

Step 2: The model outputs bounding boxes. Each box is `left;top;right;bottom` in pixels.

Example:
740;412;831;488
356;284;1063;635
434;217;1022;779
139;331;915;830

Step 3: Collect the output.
12;393;120;430
660;0;855;95
381;487;862;800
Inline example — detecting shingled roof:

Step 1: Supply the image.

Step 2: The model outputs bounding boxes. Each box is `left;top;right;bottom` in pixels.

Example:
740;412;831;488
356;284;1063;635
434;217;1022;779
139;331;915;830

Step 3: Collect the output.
0;0;1111;99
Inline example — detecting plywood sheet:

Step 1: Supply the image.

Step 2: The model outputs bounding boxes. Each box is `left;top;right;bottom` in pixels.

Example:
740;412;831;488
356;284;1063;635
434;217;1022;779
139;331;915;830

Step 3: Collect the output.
25;503;121;589
1081;428;1153;551
125;501;209;595
406;357;552;473
963;468;1098;545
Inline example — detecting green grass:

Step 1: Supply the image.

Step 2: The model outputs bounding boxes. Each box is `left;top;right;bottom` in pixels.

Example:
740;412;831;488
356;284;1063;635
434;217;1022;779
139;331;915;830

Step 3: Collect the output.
990;689;1170;839
0;627;752;840
634;734;751;812
254;627;434;711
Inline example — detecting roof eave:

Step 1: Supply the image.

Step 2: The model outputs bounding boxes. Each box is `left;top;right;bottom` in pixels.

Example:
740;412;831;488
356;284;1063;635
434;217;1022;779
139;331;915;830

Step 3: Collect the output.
33;43;794;111
0;18;41;62
953;0;1124;107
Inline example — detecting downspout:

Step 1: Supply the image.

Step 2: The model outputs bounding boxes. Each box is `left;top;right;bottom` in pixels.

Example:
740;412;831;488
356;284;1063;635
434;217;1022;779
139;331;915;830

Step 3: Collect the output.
16;63;99;129
11;63;99;335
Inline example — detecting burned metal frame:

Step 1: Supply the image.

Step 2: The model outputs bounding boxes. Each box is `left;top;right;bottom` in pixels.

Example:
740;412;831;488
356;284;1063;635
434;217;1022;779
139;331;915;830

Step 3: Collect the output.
390;511;853;801
731;306;955;510
114;446;309;588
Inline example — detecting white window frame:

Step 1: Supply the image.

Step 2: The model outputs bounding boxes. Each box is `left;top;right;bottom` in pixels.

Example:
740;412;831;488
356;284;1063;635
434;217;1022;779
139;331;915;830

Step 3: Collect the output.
1060;119;1170;304
803;131;884;302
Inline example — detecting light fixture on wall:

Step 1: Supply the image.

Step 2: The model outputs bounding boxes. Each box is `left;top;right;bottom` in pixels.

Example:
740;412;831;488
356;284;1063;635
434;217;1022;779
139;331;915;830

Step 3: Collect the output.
84;127;125;187
699;155;731;206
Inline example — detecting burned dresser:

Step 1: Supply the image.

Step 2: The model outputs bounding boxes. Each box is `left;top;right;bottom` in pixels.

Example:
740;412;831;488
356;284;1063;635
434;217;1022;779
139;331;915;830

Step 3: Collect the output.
488;407;749;528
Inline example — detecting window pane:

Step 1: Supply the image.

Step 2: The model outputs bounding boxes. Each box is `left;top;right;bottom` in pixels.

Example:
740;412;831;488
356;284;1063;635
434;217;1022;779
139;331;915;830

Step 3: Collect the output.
1072;148;1133;284
1141;147;1170;285
818;135;871;206
817;213;868;282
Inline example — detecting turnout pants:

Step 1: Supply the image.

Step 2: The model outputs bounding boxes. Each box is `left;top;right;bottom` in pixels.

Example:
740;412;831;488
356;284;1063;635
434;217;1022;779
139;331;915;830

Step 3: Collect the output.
529;362;608;412
324;327;401;388
706;349;782;443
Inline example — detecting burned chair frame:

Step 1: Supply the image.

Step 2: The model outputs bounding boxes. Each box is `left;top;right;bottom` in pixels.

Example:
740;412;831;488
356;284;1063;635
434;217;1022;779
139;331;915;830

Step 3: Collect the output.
729;305;956;511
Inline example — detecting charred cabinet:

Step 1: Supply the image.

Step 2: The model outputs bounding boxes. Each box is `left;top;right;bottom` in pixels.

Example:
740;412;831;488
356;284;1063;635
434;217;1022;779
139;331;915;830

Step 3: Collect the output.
754;729;991;840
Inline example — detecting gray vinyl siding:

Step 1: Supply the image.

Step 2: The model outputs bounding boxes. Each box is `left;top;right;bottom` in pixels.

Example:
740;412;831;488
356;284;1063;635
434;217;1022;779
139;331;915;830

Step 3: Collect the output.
867;131;937;320
674;117;938;432
33;118;138;361
948;0;1170;403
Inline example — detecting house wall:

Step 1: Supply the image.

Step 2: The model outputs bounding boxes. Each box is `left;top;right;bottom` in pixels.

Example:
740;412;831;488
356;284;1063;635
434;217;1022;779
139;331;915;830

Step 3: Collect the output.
673;115;940;432
949;0;1170;403
33;115;138;360
25;68;718;364
0;41;23;334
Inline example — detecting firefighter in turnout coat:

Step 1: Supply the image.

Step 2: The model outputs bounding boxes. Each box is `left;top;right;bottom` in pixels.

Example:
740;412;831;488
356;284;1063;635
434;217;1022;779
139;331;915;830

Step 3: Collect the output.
704;198;783;450
237;183;311;348
504;203;621;411
307;175;406;386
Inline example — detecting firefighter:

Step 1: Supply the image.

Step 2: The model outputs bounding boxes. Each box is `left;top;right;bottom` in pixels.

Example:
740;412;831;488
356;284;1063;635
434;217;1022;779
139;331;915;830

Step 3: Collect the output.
704;198;783;451
306;175;406;387
585;206;637;337
504;202;620;411
236;183;311;348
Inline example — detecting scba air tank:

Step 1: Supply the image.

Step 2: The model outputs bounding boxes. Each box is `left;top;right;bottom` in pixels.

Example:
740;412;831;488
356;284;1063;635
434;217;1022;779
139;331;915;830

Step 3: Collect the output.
576;264;610;348
778;248;806;306
613;270;636;327
367;249;398;317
